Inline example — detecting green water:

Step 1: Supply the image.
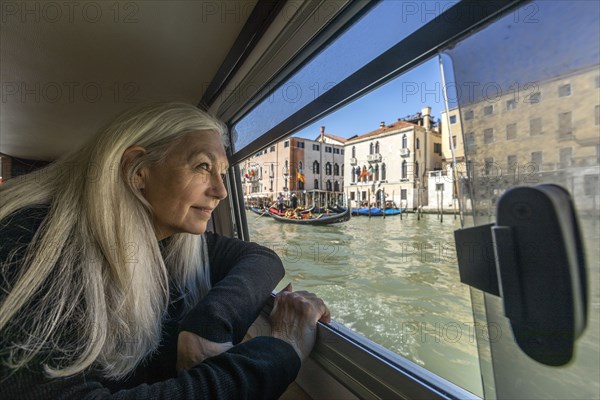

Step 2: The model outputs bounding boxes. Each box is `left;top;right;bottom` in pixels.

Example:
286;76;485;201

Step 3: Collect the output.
247;212;483;396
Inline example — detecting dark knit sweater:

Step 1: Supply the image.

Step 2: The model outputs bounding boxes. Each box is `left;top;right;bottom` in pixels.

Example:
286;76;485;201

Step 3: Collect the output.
0;205;301;399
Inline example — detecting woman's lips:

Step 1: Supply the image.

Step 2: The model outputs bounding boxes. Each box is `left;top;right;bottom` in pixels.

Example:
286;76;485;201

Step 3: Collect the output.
192;206;213;217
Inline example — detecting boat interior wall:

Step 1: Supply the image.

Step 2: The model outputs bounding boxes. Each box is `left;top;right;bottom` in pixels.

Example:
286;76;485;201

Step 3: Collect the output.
0;1;255;160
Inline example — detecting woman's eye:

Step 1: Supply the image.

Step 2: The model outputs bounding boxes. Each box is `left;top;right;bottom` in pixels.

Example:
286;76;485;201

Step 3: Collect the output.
196;162;210;171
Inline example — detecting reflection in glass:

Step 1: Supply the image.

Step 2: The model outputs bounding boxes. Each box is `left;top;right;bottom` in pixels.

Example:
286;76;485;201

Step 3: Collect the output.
442;1;599;398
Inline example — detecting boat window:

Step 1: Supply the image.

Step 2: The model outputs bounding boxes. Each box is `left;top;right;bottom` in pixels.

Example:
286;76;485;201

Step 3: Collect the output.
442;1;599;397
231;0;458;154
242;55;483;396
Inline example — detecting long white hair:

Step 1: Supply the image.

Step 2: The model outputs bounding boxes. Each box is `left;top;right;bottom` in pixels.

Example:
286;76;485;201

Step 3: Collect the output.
0;103;228;378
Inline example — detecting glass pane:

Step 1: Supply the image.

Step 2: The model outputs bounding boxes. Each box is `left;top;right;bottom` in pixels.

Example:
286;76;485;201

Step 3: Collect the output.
443;1;600;398
232;0;458;153
240;56;483;396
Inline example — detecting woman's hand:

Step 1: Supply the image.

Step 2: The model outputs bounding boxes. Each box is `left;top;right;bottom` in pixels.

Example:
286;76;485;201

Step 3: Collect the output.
176;332;233;372
269;283;331;362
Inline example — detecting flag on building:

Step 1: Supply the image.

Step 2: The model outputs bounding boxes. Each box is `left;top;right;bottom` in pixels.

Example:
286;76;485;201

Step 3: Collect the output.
297;171;305;183
360;166;368;180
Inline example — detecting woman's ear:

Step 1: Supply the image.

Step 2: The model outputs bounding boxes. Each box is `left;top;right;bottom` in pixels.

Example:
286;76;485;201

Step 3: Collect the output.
121;146;147;190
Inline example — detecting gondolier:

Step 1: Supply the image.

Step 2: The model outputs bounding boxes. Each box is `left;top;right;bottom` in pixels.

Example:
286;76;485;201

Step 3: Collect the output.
277;192;285;213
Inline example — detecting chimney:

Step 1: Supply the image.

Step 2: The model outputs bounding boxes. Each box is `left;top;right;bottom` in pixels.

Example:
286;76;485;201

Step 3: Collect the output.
380;121;385;128
421;107;432;130
320;126;325;142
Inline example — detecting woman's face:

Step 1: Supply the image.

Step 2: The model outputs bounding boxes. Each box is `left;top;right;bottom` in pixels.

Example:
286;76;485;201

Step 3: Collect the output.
141;130;229;239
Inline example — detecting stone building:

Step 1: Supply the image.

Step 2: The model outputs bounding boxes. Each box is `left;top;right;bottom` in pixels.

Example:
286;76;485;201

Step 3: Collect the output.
438;65;599;213
241;127;345;206
344;107;442;210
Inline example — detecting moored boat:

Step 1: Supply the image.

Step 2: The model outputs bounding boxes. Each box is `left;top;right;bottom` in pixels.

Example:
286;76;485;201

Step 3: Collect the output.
351;207;405;216
268;205;351;225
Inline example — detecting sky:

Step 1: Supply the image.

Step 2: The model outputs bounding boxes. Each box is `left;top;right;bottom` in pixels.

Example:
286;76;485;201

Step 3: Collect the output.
291;0;600;141
292;57;446;140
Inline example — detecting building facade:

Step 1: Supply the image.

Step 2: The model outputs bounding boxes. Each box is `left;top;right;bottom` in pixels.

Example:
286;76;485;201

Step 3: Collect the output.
241;127;345;206
438;65;599;213
344;107;442;210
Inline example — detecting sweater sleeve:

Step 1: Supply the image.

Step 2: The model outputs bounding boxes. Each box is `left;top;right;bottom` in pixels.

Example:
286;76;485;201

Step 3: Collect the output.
1;337;301;400
179;232;285;344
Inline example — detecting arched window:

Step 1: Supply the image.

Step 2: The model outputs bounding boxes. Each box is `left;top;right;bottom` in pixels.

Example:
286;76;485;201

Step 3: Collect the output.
314;179;319;190
298;161;303;171
298;181;304;190
326;162;332;175
402;160;407;178
352;146;356;158
415;161;419;178
374;164;379;181
334;181;340;192
381;163;386;180
326;180;332;191
416;138;420;149
333;163;339;176
375;141;380;154
402;134;407;149
369;142;374;154
313;161;320;174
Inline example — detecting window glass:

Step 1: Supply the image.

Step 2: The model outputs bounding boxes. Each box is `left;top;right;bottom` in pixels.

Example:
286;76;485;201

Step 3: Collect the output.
559;83;572;97
530;117;543;136
558;111;573;137
506;123;517;140
483;128;494;144
241;56;483;396
527;91;541;104
559;147;572;168
232;1;459;153
442;1;599;398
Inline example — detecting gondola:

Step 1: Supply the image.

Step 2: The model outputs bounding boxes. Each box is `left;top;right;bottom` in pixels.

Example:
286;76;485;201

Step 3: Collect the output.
268;205;351;225
351;207;405;216
268;205;315;217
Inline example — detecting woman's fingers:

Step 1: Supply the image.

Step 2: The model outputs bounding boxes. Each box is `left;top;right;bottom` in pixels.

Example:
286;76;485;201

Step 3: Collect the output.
318;302;331;324
269;286;330;361
273;286;330;324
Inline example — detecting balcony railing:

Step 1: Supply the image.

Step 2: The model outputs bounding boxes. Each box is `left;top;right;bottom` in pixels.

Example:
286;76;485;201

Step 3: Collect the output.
367;153;382;162
350;157;357;165
400;148;410;157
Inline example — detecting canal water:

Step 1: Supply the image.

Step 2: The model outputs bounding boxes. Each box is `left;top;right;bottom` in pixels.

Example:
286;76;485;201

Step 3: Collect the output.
247;211;483;395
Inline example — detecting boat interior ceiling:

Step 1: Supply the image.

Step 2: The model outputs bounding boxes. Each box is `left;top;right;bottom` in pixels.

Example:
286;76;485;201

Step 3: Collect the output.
0;0;366;161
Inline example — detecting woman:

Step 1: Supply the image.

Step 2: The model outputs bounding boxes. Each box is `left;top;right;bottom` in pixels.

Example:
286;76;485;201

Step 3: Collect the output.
0;103;330;399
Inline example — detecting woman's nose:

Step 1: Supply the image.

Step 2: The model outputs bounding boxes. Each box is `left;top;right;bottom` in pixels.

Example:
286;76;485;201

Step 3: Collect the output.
211;173;228;200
